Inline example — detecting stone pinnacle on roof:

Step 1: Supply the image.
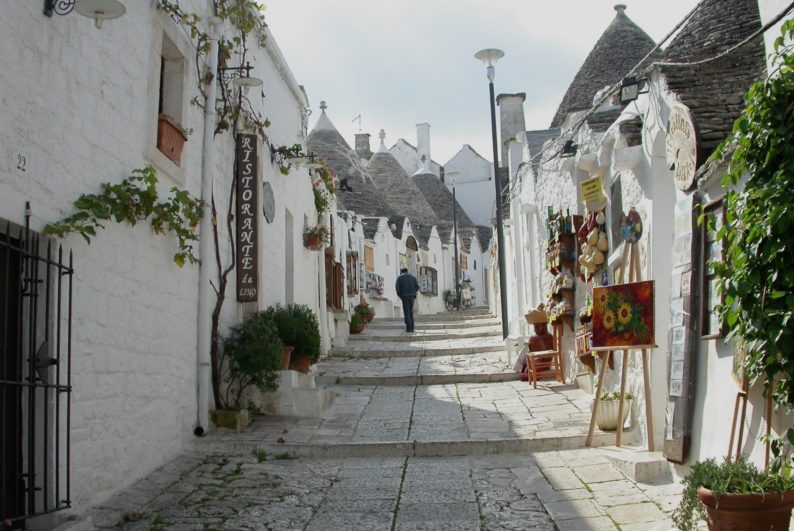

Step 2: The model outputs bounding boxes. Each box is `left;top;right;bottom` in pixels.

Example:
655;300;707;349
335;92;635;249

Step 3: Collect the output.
550;4;659;127
377;129;388;153
307;103;397;218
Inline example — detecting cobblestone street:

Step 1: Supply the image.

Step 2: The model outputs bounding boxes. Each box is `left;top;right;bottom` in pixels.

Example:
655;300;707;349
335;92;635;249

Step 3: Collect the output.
89;449;678;530
85;311;682;530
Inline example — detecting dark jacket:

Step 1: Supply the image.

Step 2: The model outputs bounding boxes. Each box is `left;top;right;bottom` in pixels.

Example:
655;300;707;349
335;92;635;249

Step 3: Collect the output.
395;272;419;298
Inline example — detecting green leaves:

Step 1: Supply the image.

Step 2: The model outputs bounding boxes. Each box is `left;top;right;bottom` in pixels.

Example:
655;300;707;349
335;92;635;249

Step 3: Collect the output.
43;166;204;266
711;20;794;475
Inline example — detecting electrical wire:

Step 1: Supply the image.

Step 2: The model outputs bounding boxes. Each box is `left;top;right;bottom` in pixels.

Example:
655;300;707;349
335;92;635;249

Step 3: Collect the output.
511;0;794;192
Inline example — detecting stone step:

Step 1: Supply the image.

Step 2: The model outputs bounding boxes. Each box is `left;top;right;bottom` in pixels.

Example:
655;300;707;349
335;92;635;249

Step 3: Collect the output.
367;319;501;330
315;351;517;386
329;344;505;359
196;430;633;459
196;381;633;459
349;328;502;342
375;312;494;323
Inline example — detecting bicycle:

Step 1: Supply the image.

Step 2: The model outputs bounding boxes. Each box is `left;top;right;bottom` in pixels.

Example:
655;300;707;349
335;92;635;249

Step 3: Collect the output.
444;288;472;311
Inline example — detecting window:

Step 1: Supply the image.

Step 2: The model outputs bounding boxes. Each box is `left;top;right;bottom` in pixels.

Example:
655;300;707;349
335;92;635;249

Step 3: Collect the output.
460;254;468;271
364;246;375;272
325;253;343;310
155;33;188;166
418;267;438;295
474;260;477;271
701;198;725;338
346;252;358;296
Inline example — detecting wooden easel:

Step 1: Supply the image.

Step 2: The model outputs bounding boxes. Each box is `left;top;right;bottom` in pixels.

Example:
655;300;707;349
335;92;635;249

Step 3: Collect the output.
585;241;656;451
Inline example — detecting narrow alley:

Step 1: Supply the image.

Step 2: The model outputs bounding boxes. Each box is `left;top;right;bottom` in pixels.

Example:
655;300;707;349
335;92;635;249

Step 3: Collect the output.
86;311;679;530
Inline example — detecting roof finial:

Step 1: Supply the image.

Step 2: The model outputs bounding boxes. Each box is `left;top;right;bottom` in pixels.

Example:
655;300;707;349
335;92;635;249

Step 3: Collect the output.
614;4;626;14
377;129;388;153
320;100;327;111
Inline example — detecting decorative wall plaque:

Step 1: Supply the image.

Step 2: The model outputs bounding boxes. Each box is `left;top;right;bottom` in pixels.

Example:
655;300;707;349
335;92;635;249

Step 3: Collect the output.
665;104;699;191
236;133;258;302
262;182;275;223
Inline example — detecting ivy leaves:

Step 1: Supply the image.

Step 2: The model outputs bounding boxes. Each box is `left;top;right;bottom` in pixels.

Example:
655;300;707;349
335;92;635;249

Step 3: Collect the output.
43;166;204;267
712;20;794;474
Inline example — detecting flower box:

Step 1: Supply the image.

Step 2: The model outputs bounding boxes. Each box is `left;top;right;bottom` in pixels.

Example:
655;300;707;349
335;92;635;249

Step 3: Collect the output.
157;114;188;165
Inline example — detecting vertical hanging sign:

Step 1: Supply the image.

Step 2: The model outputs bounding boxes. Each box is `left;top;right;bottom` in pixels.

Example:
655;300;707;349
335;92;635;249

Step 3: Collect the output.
236;133;258;302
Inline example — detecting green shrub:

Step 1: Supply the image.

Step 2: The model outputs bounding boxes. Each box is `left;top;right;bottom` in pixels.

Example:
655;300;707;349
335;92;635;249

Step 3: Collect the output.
354;303;374;318
222;313;283;409
672;456;794;531
350;313;365;331
260;304;321;363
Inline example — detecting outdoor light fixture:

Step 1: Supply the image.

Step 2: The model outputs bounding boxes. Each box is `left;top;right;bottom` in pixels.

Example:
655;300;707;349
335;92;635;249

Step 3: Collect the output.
619;76;647;104
474;47;509;340
561;140;578;158
220;61;263;92
44;0;126;29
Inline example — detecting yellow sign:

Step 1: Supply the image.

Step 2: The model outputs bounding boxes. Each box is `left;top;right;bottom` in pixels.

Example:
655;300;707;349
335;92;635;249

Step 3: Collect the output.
580;176;605;204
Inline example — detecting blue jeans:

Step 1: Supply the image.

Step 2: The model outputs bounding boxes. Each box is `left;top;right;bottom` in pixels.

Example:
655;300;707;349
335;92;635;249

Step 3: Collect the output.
401;295;416;331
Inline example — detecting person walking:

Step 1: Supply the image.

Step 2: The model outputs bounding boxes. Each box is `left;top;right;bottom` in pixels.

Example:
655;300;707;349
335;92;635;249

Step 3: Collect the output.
395;267;419;333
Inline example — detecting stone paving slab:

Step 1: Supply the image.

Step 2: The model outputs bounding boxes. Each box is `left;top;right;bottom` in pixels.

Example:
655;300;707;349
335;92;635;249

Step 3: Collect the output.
315;350;517;385
329;338;505;358
87;449;677;531
350;324;502;341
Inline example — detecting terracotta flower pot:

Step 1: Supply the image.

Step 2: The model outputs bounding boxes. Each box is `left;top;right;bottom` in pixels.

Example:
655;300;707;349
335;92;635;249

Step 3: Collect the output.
281;346;294;370
596;399;631;431
289;354;311;374
156;114;187;165
350;322;365;334
697;487;794;530
305;234;323;250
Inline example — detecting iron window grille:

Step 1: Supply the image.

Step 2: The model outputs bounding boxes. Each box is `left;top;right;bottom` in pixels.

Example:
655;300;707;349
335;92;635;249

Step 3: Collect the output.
1;205;73;527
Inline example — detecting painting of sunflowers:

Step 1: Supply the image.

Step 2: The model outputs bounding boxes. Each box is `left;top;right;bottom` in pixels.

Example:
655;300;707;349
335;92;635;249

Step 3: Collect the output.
592;281;655;349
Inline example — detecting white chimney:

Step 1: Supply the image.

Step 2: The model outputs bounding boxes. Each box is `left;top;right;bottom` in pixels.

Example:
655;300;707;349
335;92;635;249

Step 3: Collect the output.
416;123;431;172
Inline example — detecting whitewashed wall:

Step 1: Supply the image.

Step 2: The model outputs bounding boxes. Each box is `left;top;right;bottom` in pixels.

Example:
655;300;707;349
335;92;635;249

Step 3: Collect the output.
444;145;495;227
389;138;442;178
0;1;316;523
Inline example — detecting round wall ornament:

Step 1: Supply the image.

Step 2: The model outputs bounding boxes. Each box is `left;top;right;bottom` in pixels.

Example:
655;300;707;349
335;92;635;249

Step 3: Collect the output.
262;181;275;223
665;103;699;191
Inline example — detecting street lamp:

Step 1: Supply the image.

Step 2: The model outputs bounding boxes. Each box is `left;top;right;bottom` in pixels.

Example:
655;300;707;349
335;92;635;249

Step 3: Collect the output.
474;48;509;339
447;171;461;303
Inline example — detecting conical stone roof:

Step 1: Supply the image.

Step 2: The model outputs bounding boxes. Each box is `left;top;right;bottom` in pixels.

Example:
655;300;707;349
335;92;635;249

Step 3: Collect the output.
366;134;440;230
307;106;396;218
412;172;475;233
660;0;765;160
550;4;659;127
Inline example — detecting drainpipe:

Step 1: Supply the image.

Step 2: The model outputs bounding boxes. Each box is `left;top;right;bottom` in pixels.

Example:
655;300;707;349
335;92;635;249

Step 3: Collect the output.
196;17;222;436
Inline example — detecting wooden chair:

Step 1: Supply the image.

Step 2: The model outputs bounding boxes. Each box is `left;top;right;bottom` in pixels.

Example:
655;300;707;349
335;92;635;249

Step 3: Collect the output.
526;324;565;389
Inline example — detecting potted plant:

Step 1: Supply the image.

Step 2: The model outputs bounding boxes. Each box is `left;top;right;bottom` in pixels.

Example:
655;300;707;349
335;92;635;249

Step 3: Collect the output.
213;313;283;431
596;391;633;431
157;114;188;165
354;299;375;323
349;313;366;334
259;304;321;374
672;457;794;531
304;225;329;251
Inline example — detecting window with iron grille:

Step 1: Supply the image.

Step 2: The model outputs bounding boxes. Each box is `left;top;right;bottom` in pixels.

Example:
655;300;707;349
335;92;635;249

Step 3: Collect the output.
1;210;73;527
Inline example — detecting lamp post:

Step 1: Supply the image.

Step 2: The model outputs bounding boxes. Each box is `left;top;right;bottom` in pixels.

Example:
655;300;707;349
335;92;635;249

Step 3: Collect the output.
474;48;509;339
448;171;461;304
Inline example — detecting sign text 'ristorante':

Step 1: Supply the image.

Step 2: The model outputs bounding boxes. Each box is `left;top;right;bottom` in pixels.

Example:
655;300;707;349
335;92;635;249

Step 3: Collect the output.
236;133;258;302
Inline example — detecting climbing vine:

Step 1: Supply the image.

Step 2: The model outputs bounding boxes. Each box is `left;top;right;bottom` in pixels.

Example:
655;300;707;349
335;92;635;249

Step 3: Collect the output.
43;166;204;266
158;0;271;138
711;20;794;473
311;159;336;214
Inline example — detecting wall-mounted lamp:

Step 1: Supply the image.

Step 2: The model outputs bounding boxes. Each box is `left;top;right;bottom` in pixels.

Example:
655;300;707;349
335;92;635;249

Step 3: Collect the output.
220;61;263;93
44;0;126;29
619;76;647;104
560;140;578;158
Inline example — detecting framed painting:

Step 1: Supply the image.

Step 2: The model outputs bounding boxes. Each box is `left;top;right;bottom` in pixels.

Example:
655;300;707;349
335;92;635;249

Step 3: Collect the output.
592;280;655;350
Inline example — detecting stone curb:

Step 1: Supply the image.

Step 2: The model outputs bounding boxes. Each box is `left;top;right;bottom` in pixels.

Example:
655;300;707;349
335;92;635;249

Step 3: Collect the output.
349;330;502;342
328;344;505;358
195;431;635;459
368;320;502;330
315;371;519;386
375;313;493;323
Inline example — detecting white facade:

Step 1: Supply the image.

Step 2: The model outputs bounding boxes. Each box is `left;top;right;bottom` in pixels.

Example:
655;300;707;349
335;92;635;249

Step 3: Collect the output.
389;138;442;177
443;145;495;227
0;2;320;525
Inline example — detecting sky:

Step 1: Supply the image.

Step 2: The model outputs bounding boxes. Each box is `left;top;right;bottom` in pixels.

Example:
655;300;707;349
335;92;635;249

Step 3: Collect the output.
264;1;701;165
